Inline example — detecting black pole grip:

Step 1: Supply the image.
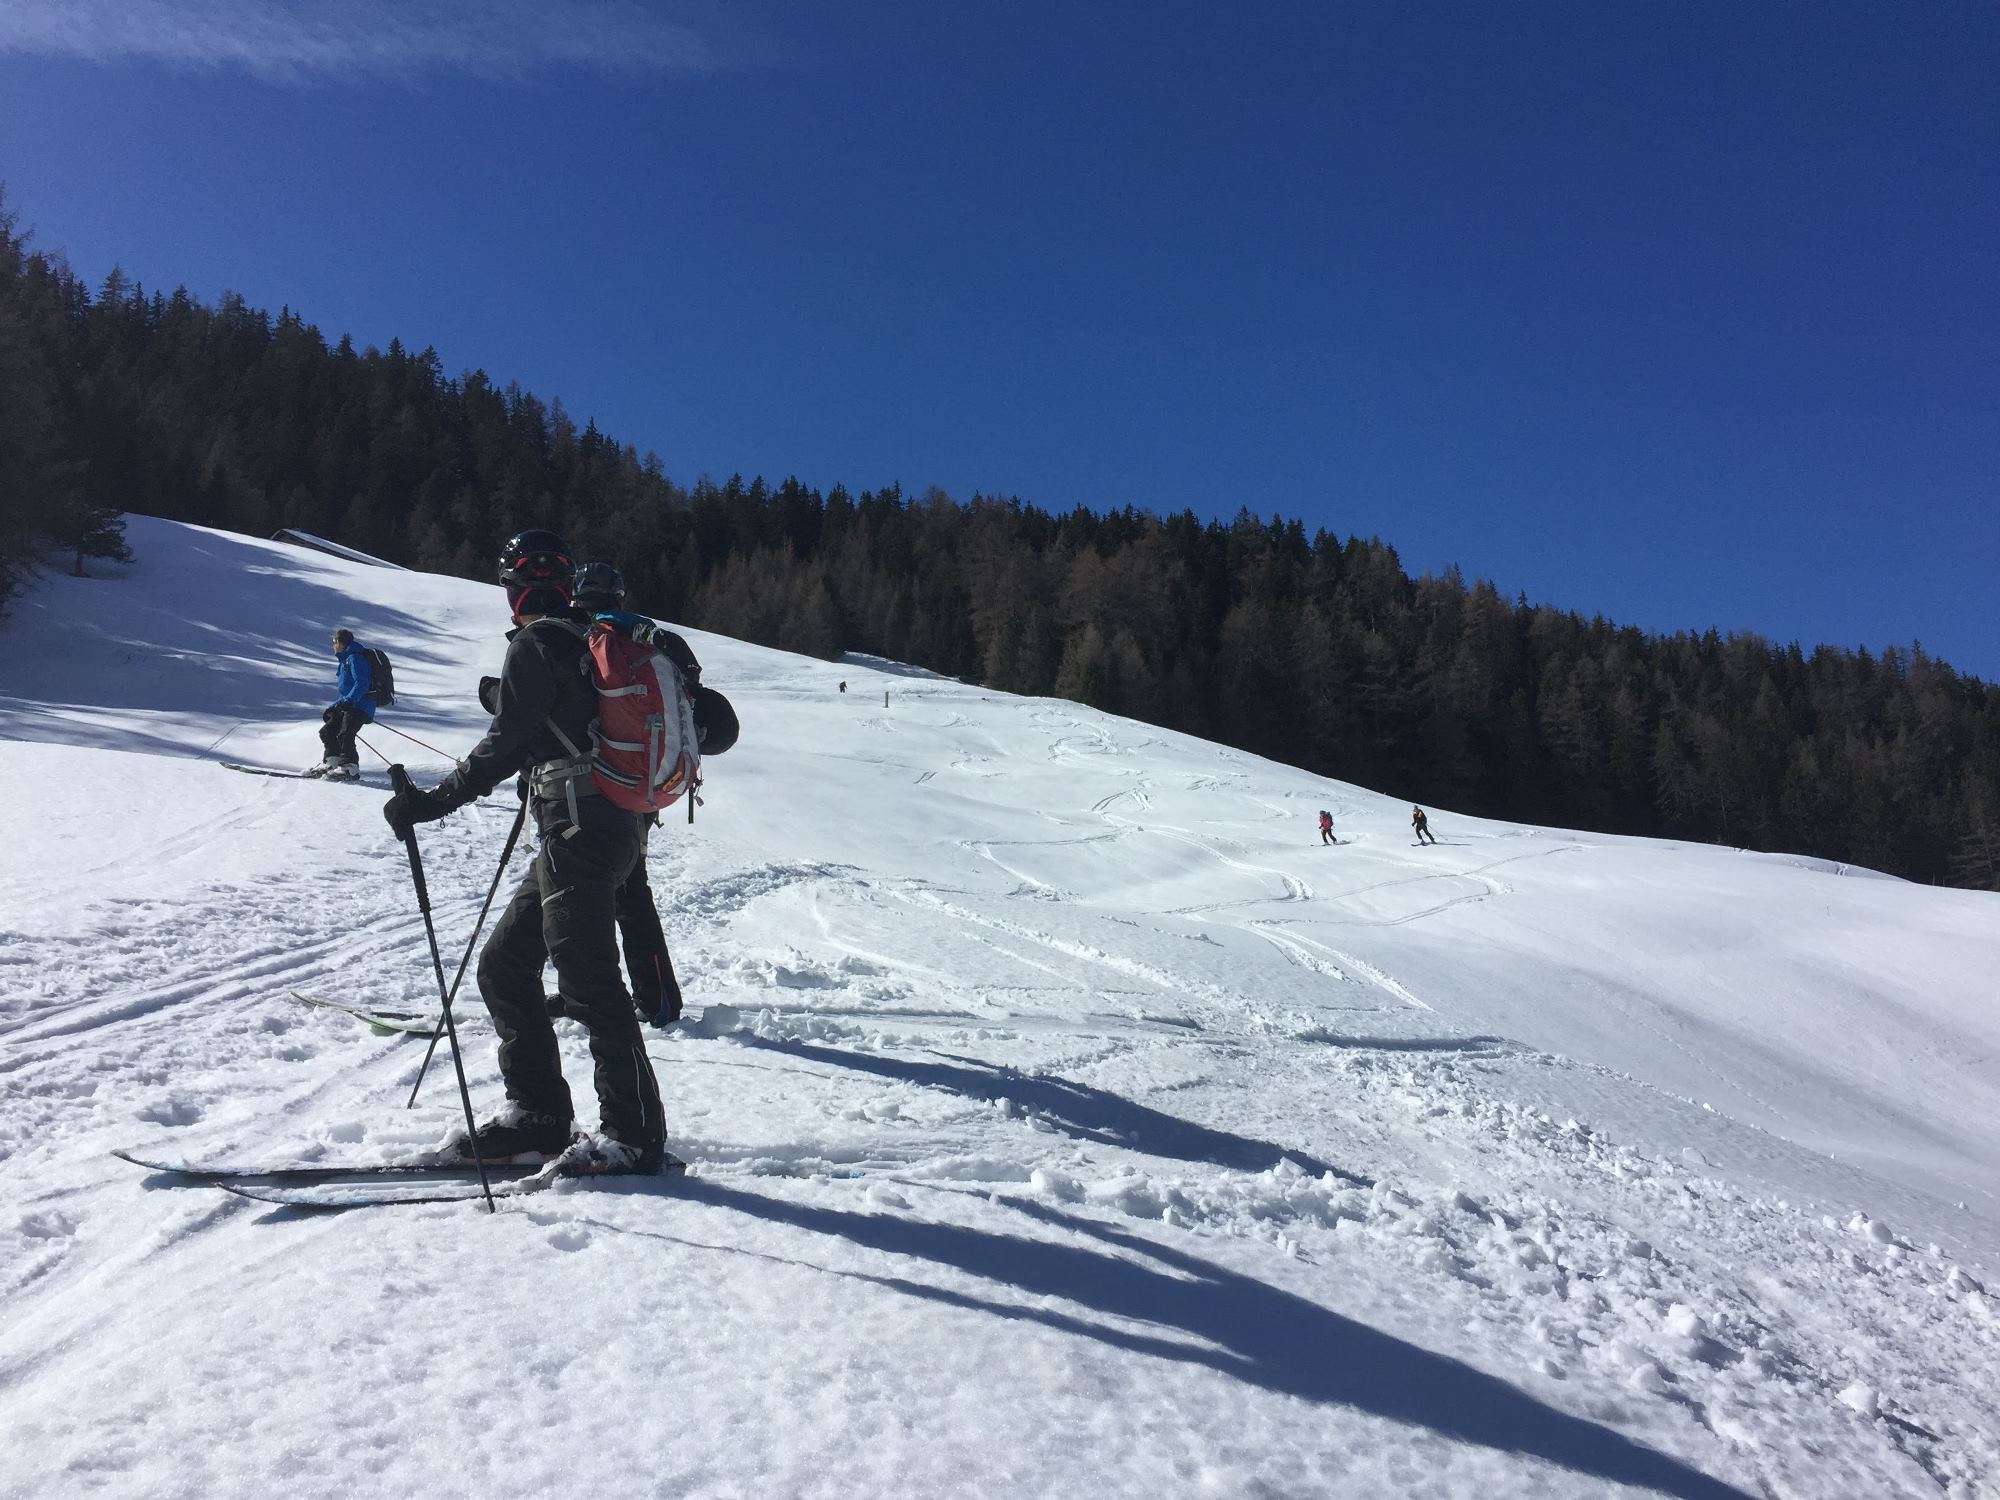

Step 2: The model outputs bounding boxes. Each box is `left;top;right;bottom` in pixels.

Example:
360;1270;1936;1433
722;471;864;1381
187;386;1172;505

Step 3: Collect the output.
389;765;432;911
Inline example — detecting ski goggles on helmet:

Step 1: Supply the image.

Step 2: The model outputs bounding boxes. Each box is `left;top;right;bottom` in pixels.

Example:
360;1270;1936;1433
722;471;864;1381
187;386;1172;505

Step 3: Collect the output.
500;549;573;587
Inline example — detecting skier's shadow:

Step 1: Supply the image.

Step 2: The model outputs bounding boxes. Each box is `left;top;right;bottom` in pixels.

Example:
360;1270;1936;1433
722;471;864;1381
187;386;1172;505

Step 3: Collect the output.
740;1034;1368;1186
638;1183;1754;1500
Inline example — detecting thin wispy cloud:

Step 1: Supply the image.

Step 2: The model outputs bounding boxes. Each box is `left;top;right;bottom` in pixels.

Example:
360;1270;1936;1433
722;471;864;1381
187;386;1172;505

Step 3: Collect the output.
0;0;724;83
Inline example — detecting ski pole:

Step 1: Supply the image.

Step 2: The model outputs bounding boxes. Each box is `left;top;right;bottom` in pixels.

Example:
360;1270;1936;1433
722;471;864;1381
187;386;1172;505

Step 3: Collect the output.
406;794;528;1110
389;763;496;1213
374;720;454;758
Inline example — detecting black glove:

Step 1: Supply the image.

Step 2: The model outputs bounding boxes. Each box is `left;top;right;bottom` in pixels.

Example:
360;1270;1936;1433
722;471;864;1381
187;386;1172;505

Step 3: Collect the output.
383;783;454;839
477;675;501;716
322;705;339;724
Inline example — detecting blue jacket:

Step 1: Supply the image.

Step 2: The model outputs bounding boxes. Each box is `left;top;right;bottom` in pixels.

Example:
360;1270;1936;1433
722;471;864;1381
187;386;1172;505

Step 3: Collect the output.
335;642;377;720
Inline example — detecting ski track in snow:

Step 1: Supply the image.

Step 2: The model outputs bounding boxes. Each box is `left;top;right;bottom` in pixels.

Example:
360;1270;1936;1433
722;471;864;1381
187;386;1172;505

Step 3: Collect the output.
2;518;1998;1498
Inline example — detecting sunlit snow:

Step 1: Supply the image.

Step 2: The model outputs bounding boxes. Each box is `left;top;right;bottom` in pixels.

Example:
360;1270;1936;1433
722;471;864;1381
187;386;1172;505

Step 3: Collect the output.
2;518;1995;1498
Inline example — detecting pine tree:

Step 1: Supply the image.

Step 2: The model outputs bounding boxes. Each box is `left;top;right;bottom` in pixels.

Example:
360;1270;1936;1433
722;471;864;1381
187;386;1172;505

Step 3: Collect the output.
2;207;1994;887
55;495;131;576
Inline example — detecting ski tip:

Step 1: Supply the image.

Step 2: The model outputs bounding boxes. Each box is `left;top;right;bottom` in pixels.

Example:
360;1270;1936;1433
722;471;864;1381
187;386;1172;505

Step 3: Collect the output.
111;1147;180;1174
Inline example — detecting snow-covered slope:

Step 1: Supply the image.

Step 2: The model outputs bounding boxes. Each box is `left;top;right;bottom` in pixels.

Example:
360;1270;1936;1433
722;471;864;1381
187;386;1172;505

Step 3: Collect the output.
2;517;1995;1499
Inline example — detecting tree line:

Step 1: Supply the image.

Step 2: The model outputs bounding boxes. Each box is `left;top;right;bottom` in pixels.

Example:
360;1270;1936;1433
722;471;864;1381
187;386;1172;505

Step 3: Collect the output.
4;197;1996;890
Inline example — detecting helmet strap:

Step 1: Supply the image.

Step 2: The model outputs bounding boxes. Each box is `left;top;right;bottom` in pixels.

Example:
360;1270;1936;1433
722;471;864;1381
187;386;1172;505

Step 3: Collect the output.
508;582;572;622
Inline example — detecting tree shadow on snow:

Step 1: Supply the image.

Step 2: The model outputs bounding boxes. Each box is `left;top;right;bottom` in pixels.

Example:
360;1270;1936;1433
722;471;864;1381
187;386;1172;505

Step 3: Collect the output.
742;1034;1370;1187
0;525;486;756
654;1182;1755;1500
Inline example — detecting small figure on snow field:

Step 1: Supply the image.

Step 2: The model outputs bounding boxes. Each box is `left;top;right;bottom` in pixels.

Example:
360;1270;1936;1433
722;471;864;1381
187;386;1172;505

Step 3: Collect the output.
1412;805;1437;846
311;627;375;779
1318;809;1336;846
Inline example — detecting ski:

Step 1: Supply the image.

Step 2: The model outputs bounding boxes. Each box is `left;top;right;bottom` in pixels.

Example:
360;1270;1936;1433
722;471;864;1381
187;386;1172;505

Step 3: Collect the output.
219;1153;688;1209
113;1147;548;1186
221;763;366;782
287;991;438;1035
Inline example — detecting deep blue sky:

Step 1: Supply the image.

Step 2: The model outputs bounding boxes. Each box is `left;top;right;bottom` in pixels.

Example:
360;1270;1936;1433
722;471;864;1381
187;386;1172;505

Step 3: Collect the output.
3;2;1995;673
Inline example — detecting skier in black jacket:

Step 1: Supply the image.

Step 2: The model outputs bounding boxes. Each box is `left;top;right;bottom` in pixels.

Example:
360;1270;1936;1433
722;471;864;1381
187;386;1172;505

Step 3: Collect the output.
471;563;737;1030
383;529;664;1177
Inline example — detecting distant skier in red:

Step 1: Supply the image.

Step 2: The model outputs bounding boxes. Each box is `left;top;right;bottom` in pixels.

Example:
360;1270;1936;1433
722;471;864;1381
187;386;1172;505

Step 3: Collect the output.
1318;809;1335;845
1412;805;1437;845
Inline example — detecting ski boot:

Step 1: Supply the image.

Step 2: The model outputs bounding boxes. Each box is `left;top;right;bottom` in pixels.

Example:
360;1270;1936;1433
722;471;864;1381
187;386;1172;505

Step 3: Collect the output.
432;1104;573;1165
550;1133;665;1178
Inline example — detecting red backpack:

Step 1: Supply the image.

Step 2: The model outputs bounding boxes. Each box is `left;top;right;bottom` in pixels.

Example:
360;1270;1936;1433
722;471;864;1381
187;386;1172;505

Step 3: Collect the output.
537;620;701;820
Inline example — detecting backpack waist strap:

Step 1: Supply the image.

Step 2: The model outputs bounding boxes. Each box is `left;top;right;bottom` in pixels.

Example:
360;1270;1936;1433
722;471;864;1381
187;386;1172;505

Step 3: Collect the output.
528;753;602;838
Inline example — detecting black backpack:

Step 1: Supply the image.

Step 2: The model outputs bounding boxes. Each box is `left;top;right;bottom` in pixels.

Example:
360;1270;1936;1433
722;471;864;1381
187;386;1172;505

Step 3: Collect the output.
363;646;397;707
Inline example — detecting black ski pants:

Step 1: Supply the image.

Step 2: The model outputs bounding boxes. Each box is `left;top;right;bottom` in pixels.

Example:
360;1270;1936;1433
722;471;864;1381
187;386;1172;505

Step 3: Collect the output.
523;828;682;1025
618;833;683;1024
319;702;368;763
476;795;664;1148
1319;827;1334;845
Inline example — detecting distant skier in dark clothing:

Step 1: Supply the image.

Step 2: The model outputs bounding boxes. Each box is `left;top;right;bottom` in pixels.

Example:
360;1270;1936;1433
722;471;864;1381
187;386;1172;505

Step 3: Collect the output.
1318;810;1335;845
383;530;664;1178
1412;805;1437;845
312;628;375;779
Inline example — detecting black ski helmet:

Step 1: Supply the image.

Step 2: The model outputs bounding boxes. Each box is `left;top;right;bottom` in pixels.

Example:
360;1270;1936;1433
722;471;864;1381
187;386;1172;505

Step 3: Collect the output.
498;528;574;619
573;560;626;612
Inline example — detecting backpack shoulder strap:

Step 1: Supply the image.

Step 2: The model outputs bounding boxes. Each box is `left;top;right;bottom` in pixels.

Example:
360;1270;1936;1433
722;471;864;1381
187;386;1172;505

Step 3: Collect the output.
521;617;596;758
523;617;590;642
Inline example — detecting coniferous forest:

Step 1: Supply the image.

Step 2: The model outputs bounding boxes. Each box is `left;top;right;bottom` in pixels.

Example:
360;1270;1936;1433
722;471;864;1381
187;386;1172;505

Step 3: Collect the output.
4;202;1998;891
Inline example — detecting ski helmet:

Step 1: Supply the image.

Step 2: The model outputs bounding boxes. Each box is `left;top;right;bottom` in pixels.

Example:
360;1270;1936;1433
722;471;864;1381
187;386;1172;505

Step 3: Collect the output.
497;529;574;620
573;560;626;612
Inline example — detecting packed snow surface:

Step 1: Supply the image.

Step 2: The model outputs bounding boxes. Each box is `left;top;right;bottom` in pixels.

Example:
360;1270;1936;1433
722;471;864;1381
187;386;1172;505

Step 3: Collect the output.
3;518;1997;1499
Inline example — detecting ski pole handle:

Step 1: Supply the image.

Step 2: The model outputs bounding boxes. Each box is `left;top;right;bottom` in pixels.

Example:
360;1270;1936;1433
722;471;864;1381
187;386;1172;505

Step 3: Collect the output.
389;762;415;798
